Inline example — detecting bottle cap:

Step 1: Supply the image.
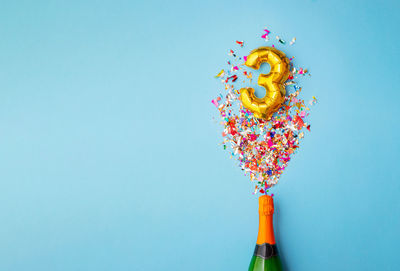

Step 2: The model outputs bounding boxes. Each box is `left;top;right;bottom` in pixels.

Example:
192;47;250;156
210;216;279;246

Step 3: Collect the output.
258;195;274;216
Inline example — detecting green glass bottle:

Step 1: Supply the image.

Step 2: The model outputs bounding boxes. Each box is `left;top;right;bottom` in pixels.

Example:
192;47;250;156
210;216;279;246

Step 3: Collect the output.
248;195;282;271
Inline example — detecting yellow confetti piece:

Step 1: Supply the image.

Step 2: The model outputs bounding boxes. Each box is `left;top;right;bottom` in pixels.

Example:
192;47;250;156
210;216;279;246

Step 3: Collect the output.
215;69;225;78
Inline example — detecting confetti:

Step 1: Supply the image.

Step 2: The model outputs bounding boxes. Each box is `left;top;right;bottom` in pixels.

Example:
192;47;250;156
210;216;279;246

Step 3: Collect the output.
261;29;271;41
276;36;286;44
228;49;236;57
290;37;296;45
215;70;225;78
236;40;244;47
212;28;317;195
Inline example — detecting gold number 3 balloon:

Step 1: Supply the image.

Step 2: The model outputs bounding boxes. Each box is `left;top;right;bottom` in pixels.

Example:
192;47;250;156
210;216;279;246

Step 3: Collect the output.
240;47;290;119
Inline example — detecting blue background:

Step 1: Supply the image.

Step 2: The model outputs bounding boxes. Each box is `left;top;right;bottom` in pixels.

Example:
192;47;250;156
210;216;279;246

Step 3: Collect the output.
0;0;399;270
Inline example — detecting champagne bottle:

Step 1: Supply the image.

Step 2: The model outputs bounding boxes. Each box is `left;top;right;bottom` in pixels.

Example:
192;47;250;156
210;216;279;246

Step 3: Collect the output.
248;195;283;271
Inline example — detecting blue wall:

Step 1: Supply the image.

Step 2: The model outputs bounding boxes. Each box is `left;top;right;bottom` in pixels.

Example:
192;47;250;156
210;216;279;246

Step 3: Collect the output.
0;0;399;270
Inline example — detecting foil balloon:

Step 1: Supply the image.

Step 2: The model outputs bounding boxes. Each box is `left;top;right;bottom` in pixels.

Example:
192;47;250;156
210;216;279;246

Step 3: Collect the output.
240;47;290;119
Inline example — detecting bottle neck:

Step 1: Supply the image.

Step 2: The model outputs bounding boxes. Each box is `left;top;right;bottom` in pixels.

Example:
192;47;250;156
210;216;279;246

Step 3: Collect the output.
256;195;276;245
256;213;276;245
